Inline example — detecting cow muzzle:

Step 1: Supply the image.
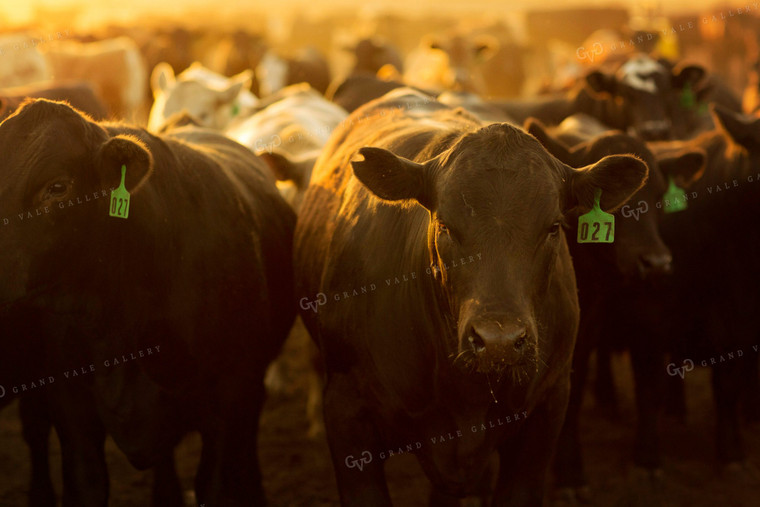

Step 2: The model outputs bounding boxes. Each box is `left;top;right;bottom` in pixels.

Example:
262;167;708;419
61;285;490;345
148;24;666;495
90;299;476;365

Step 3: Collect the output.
458;316;537;374
637;252;673;279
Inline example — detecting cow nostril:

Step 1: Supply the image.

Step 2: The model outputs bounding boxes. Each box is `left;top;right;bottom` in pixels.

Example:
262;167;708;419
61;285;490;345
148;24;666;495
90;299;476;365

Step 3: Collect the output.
639;254;673;275
468;334;486;354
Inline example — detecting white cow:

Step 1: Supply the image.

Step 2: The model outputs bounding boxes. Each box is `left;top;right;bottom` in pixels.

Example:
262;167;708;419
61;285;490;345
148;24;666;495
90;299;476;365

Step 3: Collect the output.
148;62;258;132
225;83;347;211
0;33;51;88
41;36;146;120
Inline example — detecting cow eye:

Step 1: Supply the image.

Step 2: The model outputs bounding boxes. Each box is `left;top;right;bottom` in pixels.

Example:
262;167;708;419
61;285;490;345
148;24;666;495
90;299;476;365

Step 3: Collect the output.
548;221;562;237
42;180;69;200
437;222;450;235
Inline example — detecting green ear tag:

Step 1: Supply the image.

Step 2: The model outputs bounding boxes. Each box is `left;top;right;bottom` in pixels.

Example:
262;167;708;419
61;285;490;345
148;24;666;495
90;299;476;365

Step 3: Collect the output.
663;177;687;214
231;101;240;117
109;165;130;219
578;188;614;243
680;82;696;109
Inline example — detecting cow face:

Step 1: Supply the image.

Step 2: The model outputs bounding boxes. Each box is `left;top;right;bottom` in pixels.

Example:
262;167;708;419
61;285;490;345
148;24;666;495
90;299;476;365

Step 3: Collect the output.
0;99;153;305
711;103;760;154
352;123;647;376
526;118;704;280
585;54;705;141
425;34;499;93
148;62;252;131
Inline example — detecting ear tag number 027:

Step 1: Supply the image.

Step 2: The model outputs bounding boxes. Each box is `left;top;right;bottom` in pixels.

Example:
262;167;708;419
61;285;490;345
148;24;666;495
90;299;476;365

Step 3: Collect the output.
109;165;130;219
578;188;614;243
663;177;687;214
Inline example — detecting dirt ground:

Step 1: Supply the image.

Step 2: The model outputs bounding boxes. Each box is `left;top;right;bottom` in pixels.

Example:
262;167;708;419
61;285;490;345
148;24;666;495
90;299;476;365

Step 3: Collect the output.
1;318;759;506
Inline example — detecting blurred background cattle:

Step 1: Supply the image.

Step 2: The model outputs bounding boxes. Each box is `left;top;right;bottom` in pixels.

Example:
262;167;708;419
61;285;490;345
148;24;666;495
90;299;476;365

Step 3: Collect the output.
1;0;760;505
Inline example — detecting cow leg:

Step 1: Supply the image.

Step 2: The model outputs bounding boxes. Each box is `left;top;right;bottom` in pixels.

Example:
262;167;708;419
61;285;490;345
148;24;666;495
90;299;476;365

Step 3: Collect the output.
553;339;592;492
592;343;619;417
324;372;391;506
150;453;183;507
712;361;745;463
740;353;760;423
49;386;109;507
629;343;664;469
195;380;266;506
494;380;570;507
19;394;56;507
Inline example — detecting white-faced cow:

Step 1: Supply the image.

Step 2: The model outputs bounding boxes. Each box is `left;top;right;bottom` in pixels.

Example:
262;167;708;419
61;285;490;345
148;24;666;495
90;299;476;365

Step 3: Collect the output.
0;99;295;506
148;62;258;132
225;83;348;211
403;32;499;94
294;88;648;504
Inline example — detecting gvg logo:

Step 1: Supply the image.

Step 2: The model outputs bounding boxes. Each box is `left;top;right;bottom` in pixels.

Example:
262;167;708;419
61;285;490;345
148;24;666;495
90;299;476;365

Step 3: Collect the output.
666;358;694;379
345;451;373;471
299;293;327;313
576;42;603;63
620;200;649;221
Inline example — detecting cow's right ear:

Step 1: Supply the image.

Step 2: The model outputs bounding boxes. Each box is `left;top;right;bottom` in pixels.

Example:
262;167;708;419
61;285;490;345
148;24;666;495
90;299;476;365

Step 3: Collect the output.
567;155;648;213
352;147;433;208
98;135;154;194
525;118;578;166
151;62;175;98
585;70;617;97
657;148;706;188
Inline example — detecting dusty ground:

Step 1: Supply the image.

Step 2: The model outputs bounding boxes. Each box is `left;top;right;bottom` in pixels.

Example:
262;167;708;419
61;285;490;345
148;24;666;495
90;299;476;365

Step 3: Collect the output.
1;318;759;506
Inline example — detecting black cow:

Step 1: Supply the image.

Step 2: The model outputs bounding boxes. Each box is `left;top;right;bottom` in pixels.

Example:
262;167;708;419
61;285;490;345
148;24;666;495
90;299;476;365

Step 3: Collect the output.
525;116;706;501
0;99;295;506
495;53;705;141
0;81;109;121
611;105;760;480
294;88;647;505
326;72;411;113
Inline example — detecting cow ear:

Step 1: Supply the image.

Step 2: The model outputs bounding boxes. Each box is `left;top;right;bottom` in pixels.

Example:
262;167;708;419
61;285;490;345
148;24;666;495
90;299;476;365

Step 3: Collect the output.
352;147;433;208
218;71;251;104
151;62;175;98
473;35;499;63
672;63;705;90
568;155;648;212
585;70;617;96
525;118;578;166
657;148;706;188
98;135;154;193
423;35;444;52
711;104;760;149
258;150;315;189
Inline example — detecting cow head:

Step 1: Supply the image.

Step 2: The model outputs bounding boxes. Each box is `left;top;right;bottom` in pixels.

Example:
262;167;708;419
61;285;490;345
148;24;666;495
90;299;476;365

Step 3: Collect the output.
351;123;647;376
526;118;705;281
711;103;760;153
148;62;253;131
0;99;153;305
424;34;499;93
585;54;705;141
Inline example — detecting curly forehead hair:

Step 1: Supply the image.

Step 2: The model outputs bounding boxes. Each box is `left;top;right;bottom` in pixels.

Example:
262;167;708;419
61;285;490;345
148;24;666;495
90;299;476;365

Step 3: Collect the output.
446;122;556;173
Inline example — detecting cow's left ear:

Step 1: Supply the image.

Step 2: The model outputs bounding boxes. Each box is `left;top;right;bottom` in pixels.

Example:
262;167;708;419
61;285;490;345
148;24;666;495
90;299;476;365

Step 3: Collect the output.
218;70;253;103
585;70;617;96
657;148;706;188
672;63;705;90
711;104;760;149
352;147;435;209
473;35;499;63
98;135;154;193
567;155;648;213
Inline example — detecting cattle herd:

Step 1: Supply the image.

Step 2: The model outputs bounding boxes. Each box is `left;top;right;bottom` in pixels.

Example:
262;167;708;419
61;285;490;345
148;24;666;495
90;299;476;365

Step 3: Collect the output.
1;3;760;507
